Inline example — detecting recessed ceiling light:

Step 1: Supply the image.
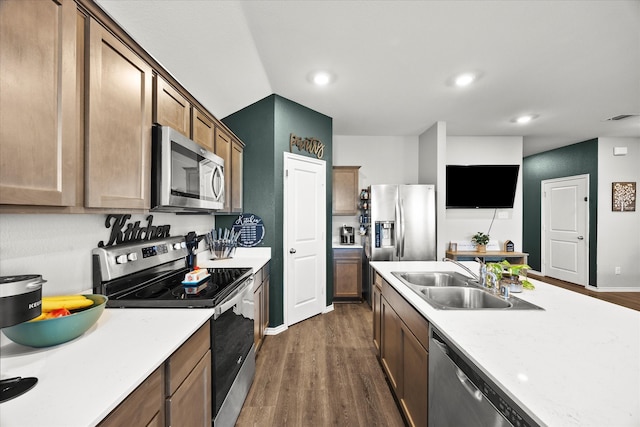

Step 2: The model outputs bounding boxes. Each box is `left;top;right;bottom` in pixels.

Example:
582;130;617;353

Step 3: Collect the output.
454;73;476;87
308;71;335;86
512;114;539;124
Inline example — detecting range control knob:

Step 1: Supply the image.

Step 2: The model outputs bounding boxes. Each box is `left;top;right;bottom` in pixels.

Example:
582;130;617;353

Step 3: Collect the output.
115;254;128;264
172;243;182;250
127;252;138;262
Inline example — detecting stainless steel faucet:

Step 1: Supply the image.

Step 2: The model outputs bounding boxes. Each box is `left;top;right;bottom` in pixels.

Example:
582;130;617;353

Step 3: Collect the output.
442;257;480;282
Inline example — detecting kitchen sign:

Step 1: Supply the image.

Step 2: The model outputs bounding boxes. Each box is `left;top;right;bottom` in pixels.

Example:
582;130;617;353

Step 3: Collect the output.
231;213;265;247
289;133;325;159
98;214;171;247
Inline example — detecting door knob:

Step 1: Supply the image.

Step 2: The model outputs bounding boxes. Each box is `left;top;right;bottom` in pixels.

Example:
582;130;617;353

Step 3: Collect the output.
290;248;297;254
577;236;584;240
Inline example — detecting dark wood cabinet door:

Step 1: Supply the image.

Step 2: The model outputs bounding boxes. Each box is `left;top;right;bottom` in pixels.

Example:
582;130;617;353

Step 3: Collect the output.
86;18;152;209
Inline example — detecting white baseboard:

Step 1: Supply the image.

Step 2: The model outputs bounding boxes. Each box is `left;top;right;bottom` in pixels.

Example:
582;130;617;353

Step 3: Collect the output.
265;324;287;336
265;304;335;336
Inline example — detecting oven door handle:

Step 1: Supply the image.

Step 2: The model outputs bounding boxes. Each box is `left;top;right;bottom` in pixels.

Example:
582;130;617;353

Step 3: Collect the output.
215;276;254;317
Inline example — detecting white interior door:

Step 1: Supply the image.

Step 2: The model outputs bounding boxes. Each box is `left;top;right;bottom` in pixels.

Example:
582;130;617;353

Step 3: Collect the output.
542;175;589;285
284;153;326;326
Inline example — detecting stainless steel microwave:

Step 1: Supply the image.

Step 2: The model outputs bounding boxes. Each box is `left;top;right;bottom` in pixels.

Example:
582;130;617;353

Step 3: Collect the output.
151;125;224;212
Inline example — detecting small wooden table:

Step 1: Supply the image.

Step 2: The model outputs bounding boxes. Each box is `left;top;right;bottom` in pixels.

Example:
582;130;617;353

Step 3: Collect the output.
445;250;528;265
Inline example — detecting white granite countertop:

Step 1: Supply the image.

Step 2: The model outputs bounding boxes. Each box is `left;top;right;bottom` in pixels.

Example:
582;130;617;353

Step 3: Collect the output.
0;248;271;427
371;260;640;427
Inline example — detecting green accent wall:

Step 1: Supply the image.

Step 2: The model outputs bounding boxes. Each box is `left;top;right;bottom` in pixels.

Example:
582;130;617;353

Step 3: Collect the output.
523;139;598;286
217;94;333;327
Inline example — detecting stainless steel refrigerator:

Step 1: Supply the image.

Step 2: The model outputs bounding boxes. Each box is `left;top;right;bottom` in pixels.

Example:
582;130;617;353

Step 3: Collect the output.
369;184;436;261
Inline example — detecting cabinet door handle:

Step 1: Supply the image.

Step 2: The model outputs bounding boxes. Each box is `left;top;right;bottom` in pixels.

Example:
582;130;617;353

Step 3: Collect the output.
290;248;297;254
577;236;584;240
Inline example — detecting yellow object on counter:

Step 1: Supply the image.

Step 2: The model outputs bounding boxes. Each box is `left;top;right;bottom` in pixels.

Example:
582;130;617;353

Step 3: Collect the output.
42;296;94;312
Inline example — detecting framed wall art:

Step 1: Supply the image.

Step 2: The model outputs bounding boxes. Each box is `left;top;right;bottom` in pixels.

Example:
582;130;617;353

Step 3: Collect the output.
612;182;636;212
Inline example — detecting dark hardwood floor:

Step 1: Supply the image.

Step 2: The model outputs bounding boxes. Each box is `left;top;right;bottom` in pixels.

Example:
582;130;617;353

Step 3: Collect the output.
236;303;405;427
529;273;640;312
237;275;638;426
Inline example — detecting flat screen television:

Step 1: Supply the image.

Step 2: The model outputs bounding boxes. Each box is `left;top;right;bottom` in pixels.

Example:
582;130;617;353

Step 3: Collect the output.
446;164;520;209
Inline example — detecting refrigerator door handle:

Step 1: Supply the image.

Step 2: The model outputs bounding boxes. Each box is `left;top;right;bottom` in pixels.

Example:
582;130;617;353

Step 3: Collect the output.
399;198;406;258
394;200;400;257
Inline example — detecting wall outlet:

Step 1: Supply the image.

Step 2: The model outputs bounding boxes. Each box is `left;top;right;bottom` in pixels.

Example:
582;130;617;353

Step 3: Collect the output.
615;266;621;275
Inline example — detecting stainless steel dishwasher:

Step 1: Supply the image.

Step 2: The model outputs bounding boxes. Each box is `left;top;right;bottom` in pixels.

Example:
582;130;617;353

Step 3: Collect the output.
429;329;539;427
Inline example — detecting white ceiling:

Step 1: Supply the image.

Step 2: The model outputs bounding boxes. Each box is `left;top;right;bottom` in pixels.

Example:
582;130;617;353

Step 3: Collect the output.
96;0;640;156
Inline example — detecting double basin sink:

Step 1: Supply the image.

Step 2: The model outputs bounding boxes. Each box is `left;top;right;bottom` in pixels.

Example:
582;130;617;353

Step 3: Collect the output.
391;271;543;310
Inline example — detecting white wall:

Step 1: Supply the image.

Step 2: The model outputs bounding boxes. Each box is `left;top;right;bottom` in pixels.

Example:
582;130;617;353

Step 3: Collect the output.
0;213;215;295
418;122;446;258
444;136;524;253
331;135;418;242
597;137;640;290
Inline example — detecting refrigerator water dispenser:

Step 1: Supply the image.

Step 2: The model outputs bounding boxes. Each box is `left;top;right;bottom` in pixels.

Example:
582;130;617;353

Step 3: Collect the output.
375;221;394;248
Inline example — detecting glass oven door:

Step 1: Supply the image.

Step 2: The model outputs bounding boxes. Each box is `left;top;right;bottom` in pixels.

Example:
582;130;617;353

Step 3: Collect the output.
212;278;254;419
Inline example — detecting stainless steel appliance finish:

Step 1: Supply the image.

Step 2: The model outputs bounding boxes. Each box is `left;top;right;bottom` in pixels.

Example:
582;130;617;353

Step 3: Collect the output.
151;125;225;212
429;329;539;427
92;236;255;426
370;184;436;261
0;275;45;328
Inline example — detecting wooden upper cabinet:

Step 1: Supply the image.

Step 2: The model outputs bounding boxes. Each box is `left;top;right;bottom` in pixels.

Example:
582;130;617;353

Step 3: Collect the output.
0;0;79;207
215;127;232;211
231;138;244;213
85;18;152;209
332;166;360;215
154;76;191;138
193;108;215;152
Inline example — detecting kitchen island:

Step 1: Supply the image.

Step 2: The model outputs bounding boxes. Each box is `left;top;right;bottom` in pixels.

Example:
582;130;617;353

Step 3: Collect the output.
0;249;270;427
371;260;640;427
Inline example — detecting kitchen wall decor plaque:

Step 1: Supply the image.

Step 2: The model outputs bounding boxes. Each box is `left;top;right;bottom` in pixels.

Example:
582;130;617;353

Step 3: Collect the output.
98;214;171;247
231;213;265;247
289;133;325;159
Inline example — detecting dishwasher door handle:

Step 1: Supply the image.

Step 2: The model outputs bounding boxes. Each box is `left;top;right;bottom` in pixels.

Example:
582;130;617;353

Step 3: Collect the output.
456;368;483;401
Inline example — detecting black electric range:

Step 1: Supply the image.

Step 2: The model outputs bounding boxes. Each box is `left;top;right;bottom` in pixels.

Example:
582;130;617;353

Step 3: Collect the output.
92;236;251;308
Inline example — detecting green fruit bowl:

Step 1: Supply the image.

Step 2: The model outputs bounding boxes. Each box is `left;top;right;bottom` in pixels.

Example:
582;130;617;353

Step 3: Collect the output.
2;295;107;348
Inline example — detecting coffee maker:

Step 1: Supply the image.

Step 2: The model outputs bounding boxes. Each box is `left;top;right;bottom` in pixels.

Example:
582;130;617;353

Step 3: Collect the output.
340;225;355;245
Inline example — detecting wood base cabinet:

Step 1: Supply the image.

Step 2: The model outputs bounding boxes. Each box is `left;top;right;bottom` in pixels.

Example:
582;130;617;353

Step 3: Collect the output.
372;271;382;356
254;262;270;353
165;322;211;427
333;248;363;301
379;278;429;427
98;366;164;427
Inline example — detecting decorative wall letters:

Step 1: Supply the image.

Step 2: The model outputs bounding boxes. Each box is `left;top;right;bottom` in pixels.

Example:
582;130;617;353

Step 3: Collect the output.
98;214;171;247
289;133;325;159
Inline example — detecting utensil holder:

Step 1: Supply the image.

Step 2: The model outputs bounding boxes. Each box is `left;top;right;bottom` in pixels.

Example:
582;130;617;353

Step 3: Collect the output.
208;240;237;260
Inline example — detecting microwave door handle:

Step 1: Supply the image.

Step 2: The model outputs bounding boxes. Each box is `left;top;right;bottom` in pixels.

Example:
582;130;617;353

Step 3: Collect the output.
212;165;224;201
